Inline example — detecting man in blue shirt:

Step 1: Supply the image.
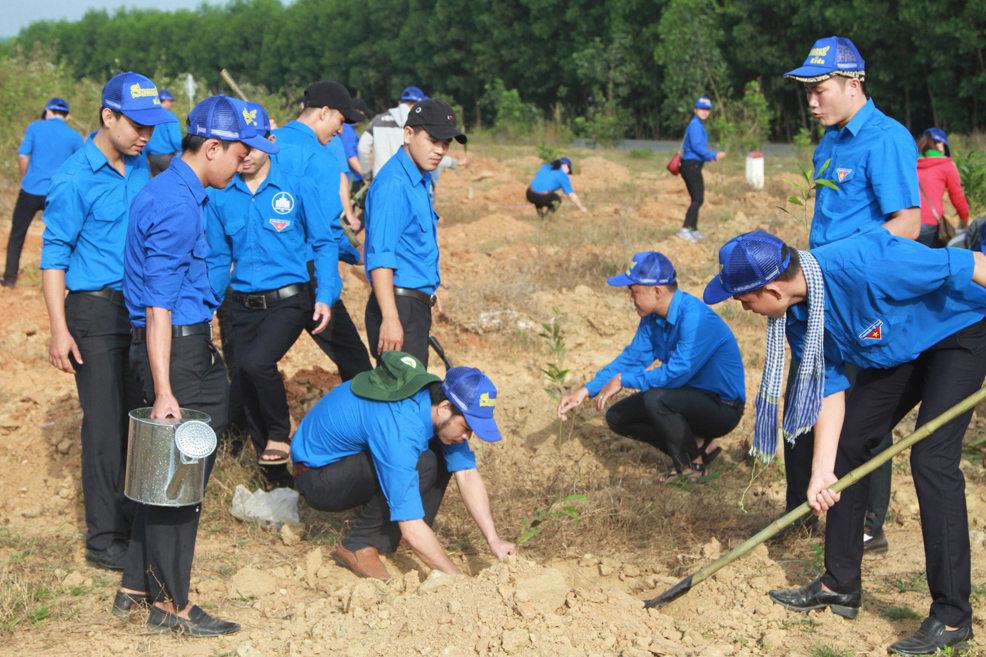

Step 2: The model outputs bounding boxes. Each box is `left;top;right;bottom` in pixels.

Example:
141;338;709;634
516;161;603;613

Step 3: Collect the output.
119;94;277;637
40;74;172;573
4;97;84;288
144;89;183;177
291;354;517;580
705;230;986;656
364;99;466;367
556;252;745;481
206;102;338;481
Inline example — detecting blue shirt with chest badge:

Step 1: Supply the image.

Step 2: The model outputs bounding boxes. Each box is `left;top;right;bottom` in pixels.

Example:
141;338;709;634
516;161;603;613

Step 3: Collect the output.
205;161;341;305
584;290;746;403
364;147;440;293
41;139;150;291
809;99;920;249
786;230;986;396
124;158;218;327
290;381;476;521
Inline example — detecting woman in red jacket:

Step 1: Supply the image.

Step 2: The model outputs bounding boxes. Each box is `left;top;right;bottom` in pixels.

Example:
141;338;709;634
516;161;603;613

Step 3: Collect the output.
916;127;970;247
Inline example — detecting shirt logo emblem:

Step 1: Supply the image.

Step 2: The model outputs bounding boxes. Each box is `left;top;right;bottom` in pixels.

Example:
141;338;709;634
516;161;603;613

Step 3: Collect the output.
479;393;496;407
272;192;294;214
400;356;418;369
858;319;883;341
269;218;291;232
836;168;852;182
242;108;257;126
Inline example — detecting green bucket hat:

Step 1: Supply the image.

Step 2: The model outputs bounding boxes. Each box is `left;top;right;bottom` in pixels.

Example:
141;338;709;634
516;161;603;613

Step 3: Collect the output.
350;351;441;401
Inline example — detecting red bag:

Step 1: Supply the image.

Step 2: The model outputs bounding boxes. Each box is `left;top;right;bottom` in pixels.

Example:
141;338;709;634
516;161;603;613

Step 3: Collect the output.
667;153;682;176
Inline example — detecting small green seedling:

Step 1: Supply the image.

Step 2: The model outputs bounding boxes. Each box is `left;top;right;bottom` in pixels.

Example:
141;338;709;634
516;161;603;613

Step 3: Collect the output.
779;158;837;242
517;494;587;545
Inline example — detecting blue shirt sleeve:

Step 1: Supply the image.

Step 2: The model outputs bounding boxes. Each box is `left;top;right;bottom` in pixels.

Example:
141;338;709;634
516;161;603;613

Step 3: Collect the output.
40;175;85;271
366;405;427;521
138;201;201;311
364;179;405;273
440;440;477;472
18;124;35;157
204;196;232;302
166;122;183;153
585;320;656;397
299;176;341;304
870;240;975;300
620;310;720;392
869;126;920;215
556;170;574;194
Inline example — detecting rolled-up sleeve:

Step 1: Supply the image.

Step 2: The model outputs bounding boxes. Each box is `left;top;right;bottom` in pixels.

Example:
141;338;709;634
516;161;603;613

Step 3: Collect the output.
364;180;404;273
40;177;85;270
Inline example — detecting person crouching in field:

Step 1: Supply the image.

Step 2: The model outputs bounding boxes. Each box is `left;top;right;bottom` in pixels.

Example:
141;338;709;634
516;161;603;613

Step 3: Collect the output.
556;251;745;481
704;230;986;656
525;157;588;219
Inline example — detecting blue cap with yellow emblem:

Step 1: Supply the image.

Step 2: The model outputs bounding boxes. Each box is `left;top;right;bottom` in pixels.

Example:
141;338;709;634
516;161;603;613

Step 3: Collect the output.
607;251;676;287
244;101;274;134
785;36;865;83
187;95;279;154
703;231;790;304
694;96;713;110
443;367;501;443
101;72;174;126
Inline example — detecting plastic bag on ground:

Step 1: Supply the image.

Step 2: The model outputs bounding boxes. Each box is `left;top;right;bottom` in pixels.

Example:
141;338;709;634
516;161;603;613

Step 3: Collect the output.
229;483;300;529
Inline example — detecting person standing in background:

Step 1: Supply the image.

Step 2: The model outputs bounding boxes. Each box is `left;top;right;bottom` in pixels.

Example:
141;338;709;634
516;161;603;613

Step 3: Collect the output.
144;89;183;177
915;128;969;247
677;96;725;243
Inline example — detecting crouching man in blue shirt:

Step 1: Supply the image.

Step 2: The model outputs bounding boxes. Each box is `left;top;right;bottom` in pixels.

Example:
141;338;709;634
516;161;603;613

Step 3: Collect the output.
291;353;518;580
119;95;278;636
556;252;745;482
705;230;986;656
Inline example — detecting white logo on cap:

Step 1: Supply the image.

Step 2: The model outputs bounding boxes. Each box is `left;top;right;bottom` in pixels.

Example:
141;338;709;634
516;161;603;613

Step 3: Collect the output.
272;192;294;214
415;107;422;113
400;356;417;368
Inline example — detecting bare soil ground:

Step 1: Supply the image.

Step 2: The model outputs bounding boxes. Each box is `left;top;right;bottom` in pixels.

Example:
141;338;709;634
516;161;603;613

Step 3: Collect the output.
2;143;986;656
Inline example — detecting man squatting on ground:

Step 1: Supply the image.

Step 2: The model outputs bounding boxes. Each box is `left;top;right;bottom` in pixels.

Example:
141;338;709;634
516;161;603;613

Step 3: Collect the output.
705;229;986;656
556;252;745;481
773;36;921;548
40;73;172;572
117;94;278;637
205;102;339;472
364;99;466;367
291;352;518;580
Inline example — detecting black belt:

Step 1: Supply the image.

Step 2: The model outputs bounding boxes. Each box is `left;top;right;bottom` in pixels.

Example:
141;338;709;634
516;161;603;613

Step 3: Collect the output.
69;288;124;303
712;393;743;410
231;283;305;310
394;286;437;307
131;321;213;342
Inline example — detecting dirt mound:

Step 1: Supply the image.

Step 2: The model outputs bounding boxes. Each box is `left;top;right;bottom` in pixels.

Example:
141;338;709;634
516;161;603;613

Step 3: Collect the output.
441;213;535;248
479;181;530;208
571;156;631;192
503;155;544;173
285;366;342;419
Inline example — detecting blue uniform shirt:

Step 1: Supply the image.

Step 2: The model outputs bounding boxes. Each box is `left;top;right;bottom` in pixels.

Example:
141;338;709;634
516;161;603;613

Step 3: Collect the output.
530;164;574;194
124;158;218;327
41;140;150;291
144;110;183;156
205;162;341;305
786;230;986;396
341;123;363;182
682;115;717;162
364;147;440;293
291;382;477;521
809;99;919;248
585;290;746;402
19;118;84;196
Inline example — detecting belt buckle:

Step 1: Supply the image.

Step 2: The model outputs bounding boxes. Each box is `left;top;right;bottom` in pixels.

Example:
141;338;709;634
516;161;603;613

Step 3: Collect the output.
245;295;267;310
428;294;437;308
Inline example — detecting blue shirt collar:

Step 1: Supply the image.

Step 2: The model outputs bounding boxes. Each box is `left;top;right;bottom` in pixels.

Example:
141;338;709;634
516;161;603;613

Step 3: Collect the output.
395;147;430;187
283;120;320;145
82;138;138;176
170;158;208;205
230;163;282;195
835;98;875;138
662;289;683;325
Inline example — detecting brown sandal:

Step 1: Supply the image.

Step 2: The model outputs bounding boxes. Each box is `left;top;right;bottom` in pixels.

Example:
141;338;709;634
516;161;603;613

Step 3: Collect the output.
258;448;290;465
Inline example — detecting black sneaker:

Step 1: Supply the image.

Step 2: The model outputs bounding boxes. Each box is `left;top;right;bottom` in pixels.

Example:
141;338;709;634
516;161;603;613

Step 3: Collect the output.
147;604;241;637
863;528;889;554
85;540;129;571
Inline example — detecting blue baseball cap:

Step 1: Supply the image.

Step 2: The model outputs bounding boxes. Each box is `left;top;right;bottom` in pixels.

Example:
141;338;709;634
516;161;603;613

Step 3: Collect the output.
401;86;427;102
243;101;274;134
559;156;572;169
608;252;676;287
187;95;279;154
703;231;790;304
695;96;713;109
785;36;865;83
45;97;70;113
101;72;174;126
159;89;174;101
442;367;501;443
923;127;950;156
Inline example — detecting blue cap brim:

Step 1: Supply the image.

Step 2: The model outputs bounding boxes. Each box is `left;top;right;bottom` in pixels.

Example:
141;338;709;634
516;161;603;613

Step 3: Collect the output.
123;106;178;127
703;276;733;304
607;273;636;286
242;135;279;154
465;412;501;443
784;65;835;79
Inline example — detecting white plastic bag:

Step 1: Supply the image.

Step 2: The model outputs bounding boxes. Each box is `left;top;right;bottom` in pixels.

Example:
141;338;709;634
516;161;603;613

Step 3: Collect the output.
229;484;300;529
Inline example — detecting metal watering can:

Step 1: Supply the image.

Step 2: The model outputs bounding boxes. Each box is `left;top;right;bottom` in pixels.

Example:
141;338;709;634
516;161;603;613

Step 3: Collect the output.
124;408;217;507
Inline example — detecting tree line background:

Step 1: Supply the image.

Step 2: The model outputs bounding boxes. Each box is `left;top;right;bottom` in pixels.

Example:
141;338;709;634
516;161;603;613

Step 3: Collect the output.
3;0;986;143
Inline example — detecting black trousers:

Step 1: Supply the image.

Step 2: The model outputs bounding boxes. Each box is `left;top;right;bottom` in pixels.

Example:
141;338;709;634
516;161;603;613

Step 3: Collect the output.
680;160;704;230
304;261;372;382
147;154;175;177
215;292;247;442
605;387;743;468
4;189;46;282
821;319;986;628
230;291;310;456
295;439;451;553
526;187;561;211
364;291;432;368
122;333;229;609
65;291;141;550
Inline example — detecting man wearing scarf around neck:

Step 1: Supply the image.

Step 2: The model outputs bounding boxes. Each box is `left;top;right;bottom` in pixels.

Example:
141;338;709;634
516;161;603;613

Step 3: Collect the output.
705;229;986;656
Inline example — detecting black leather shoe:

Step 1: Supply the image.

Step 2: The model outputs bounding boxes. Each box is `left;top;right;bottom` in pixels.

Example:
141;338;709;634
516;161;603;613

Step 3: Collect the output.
85;540;128;571
768;577;861;619
147;604;241;637
111;590;151;617
863;528;889;554
888;617;973;655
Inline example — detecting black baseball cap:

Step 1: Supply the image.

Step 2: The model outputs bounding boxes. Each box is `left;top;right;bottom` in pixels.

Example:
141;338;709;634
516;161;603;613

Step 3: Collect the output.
405;99;466;144
352;97;371;121
302;81;364;124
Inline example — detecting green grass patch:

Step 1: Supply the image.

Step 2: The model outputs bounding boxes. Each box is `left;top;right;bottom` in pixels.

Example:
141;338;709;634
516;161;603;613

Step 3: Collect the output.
877;605;923;622
809;646;852;657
